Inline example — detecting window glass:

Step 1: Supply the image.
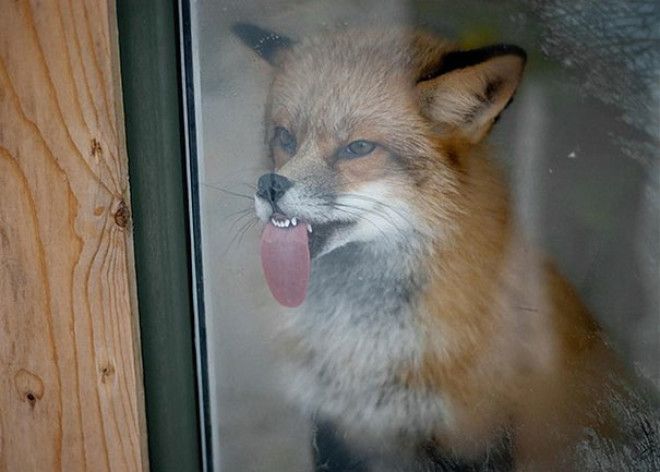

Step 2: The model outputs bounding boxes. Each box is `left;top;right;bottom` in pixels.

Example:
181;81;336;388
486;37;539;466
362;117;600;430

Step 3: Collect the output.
188;1;659;470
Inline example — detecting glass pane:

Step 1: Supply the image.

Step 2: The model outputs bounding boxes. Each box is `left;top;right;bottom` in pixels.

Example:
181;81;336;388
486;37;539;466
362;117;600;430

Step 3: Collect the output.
186;1;659;470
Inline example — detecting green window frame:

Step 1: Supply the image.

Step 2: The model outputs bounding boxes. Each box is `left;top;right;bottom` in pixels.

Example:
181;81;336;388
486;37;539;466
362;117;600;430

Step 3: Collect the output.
117;1;208;470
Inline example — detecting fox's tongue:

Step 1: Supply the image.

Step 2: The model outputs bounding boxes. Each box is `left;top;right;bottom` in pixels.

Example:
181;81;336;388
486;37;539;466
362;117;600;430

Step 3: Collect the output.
260;222;310;307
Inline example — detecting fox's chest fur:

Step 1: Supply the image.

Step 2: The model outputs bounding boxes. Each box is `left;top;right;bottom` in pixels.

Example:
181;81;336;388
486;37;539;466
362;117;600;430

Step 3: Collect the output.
281;242;451;439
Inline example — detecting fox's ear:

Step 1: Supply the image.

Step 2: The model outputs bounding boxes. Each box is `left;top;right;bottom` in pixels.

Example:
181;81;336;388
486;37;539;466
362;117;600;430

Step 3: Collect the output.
417;45;526;143
232;22;294;66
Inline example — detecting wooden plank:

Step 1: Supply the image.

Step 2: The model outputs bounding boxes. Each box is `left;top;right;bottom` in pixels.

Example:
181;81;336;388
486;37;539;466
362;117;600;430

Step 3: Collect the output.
0;1;147;470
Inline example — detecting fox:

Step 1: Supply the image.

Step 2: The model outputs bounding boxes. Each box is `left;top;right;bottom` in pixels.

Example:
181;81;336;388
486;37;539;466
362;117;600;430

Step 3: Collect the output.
233;23;659;471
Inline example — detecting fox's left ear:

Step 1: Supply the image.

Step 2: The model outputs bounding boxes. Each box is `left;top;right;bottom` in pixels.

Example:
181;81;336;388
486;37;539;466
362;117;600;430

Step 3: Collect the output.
417;45;526;143
232;22;294;66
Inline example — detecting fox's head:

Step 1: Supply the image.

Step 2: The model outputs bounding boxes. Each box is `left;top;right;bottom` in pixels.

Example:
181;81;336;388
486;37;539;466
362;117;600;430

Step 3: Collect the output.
234;24;526;306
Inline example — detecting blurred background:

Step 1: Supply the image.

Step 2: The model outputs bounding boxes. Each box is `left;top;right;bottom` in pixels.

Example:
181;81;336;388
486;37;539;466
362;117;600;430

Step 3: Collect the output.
189;1;659;470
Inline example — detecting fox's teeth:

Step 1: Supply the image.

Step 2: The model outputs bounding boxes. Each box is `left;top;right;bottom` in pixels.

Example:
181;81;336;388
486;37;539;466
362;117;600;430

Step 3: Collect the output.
307;224;312;233
270;216;301;228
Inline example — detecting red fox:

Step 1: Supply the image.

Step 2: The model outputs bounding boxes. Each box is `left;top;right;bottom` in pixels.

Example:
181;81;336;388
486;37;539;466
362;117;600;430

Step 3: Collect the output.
234;23;658;470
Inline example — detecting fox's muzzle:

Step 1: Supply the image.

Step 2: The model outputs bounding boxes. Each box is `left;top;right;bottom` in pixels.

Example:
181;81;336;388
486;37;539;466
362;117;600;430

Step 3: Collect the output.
257;172;293;208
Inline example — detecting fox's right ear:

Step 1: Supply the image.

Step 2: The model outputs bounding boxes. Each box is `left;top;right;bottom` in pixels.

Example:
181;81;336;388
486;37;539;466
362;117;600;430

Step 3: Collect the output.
232;23;294;66
417;44;526;144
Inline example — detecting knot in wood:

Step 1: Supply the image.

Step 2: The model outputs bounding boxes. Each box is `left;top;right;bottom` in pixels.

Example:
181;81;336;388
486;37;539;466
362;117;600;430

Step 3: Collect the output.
113;200;130;228
100;363;116;383
90;138;102;157
14;369;44;408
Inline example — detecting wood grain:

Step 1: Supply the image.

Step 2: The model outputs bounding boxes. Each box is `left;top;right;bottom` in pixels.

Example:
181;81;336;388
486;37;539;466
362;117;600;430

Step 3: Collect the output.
0;1;147;470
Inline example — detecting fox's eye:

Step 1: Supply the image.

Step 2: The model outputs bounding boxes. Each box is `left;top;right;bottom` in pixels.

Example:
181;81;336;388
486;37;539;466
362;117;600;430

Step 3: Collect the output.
274;127;297;155
339;140;376;159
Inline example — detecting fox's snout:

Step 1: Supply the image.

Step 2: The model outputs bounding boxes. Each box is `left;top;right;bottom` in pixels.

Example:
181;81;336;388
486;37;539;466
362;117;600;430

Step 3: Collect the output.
256;173;293;210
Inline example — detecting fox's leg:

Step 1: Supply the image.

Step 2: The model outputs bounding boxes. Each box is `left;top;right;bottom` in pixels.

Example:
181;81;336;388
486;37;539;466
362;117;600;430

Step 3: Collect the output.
420;436;514;472
311;421;422;472
312;421;514;472
312;420;368;472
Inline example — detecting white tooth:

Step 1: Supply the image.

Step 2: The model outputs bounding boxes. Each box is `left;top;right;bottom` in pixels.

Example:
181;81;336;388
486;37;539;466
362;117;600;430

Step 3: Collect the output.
291;217;297;226
271;217;277;225
307;224;312;233
284;219;290;227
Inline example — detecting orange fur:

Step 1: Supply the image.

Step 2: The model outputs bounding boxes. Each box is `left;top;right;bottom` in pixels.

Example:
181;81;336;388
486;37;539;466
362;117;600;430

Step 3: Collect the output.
402;143;648;467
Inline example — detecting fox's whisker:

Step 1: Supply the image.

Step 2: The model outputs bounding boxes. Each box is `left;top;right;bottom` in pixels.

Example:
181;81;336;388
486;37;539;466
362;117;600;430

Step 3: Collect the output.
241;183;257;191
201;182;254;200
327;204;398;247
225;207;254;219
223;215;259;256
308;189;411;225
331;202;411;242
237;219;259;246
303;189;413;240
333;197;414;234
227;209;256;235
337;192;413;224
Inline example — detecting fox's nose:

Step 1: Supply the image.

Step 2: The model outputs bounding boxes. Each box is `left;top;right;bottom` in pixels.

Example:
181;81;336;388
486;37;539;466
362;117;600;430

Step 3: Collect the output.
256;173;293;206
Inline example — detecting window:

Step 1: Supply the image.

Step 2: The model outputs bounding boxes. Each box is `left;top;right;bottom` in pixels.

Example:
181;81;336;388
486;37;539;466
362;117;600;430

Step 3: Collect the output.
181;1;659;470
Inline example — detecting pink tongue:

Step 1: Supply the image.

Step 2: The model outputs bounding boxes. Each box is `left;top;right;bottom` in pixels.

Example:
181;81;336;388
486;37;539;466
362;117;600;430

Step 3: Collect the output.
260;222;311;307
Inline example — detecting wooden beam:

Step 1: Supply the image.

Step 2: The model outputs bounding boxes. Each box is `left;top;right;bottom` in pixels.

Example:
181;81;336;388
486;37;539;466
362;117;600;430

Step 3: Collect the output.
0;1;147;470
